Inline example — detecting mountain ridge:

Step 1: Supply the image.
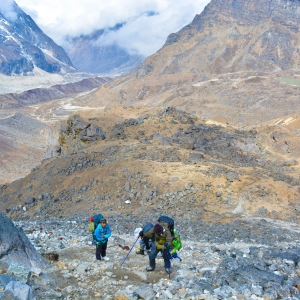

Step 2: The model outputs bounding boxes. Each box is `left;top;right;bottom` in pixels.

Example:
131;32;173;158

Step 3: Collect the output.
72;0;300;128
0;1;75;75
1;1;300;298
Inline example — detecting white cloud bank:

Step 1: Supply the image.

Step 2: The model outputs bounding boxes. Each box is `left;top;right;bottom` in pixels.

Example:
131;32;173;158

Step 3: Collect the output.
0;0;17;20
14;0;210;57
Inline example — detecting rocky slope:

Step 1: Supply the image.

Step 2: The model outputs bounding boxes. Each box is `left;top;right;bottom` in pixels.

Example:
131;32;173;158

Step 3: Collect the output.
0;2;74;75
0;76;111;184
0;106;299;225
73;0;300;127
2;210;300;299
1;1;300;298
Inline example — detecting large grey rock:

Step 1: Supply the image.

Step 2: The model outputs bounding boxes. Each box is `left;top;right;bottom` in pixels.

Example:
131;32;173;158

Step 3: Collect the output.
134;284;156;299
151;132;172;146
4;281;36;300
0;214;48;270
7;263;29;283
0;274;15;288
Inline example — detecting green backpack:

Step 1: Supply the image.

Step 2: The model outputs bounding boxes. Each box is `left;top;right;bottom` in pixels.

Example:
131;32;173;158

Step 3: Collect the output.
170;228;182;254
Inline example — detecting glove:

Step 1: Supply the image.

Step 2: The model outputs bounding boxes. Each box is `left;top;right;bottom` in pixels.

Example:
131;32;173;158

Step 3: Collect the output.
164;242;171;249
169;249;176;255
139;231;144;237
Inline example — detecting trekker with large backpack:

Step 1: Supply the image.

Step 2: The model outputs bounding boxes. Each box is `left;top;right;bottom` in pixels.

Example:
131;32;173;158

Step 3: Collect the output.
94;217;111;261
136;223;154;255
89;213;104;245
157;216;183;265
144;222;173;274
89;214;112;260
158;215;175;236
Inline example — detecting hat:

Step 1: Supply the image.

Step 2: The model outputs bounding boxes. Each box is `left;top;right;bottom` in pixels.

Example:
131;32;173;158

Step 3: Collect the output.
90;216;94;222
100;218;107;223
153;224;163;234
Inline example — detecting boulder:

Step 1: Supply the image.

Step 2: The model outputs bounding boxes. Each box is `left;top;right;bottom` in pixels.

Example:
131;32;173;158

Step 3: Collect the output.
5;281;36;300
0;214;49;270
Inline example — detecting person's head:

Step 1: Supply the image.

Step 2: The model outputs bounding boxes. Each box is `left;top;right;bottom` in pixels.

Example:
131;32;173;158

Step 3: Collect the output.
153;224;164;235
100;218;107;228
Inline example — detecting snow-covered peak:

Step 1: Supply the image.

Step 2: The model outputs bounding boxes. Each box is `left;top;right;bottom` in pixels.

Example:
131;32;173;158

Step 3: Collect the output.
0;2;75;76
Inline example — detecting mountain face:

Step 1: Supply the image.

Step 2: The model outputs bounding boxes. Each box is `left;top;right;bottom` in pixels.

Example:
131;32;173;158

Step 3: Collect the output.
141;0;300;78
1;2;300;298
64;27;143;75
0;2;75;75
160;0;300;74
80;0;300;127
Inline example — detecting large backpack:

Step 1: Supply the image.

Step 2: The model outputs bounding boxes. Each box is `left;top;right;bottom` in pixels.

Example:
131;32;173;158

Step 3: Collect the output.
91;213;106;243
89;213;104;233
143;223;154;234
93;213;105;230
158;215;174;236
173;228;182;251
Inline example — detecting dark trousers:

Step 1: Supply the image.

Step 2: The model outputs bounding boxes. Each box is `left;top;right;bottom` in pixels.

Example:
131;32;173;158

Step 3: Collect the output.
149;244;170;269
96;242;107;260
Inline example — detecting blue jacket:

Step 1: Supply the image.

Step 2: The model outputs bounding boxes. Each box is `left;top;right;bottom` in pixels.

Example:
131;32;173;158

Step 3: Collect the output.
94;223;111;244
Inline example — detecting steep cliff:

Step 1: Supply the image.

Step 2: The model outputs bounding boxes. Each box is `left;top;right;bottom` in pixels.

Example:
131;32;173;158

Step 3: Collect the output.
0;2;75;75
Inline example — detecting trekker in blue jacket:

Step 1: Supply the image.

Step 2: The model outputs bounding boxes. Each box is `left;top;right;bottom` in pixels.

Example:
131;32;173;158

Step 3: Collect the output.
94;218;112;261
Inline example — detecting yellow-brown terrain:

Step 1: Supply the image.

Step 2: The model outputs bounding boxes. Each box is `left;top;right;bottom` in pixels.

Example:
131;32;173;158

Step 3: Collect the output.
0;105;299;226
1;0;300;227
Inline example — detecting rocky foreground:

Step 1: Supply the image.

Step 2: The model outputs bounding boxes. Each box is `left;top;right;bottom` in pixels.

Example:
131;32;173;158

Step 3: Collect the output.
1;213;300;299
0;107;300;299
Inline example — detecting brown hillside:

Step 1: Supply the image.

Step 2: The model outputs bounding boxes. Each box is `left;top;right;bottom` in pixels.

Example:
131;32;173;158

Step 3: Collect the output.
73;0;300;128
1;107;299;225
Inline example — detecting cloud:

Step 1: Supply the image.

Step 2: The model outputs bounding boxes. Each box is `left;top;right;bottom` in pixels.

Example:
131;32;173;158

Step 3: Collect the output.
0;0;17;20
16;0;210;57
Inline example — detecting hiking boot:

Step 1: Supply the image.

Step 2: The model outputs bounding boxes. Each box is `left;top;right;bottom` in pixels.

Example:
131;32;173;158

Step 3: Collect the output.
102;256;109;261
146;266;154;272
165;268;171;274
136;249;144;255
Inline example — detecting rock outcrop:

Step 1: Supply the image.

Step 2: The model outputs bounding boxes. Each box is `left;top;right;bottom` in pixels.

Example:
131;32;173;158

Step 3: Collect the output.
60;114;106;154
0;214;48;270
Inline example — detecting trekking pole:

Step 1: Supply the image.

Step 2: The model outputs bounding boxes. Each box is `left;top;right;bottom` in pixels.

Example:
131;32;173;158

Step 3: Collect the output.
167;250;171;279
121;236;139;267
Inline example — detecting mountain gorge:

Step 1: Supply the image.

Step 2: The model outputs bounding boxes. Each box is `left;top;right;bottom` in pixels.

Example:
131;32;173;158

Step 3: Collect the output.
79;0;300;127
1;0;300;299
1;0;300;258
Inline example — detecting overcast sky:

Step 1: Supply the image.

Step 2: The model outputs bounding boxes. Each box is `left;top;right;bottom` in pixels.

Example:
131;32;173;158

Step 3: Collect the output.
1;0;210;57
